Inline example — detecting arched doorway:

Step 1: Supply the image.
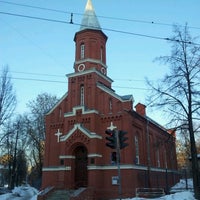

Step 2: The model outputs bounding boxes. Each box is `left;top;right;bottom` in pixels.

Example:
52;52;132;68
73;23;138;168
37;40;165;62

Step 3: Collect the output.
74;145;88;188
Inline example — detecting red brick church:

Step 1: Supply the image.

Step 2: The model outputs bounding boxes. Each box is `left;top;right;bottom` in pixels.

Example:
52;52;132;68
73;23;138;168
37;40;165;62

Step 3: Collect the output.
41;0;179;198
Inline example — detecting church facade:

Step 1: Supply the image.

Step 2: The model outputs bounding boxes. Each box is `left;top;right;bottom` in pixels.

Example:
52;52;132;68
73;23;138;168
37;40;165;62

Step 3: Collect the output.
41;0;179;199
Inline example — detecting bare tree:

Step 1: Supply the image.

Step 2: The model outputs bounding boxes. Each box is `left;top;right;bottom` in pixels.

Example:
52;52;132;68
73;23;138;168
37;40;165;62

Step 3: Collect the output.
147;25;200;199
26;93;58;188
2;115;29;189
0;67;17;183
0;66;16;128
176;136;191;170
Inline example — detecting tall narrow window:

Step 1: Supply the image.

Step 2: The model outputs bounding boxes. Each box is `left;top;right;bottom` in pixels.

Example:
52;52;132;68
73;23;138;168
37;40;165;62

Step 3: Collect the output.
109;98;112;112
59;108;62;119
80;44;85;59
164;149;168;168
80;85;84;106
135;135;139;164
100;47;103;61
156;148;160;167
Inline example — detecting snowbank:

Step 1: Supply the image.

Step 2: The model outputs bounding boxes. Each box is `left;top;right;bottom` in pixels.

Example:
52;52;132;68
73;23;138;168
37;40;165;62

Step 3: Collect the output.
0;185;38;200
164;191;194;200
0;179;196;200
125;179;195;200
128;191;195;200
170;178;193;192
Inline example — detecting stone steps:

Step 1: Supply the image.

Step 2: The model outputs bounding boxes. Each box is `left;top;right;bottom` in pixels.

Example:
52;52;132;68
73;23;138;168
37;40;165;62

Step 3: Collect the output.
46;190;73;200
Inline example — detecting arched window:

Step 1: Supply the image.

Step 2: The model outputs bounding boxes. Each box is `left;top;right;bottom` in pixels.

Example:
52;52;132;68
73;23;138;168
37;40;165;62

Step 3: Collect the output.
80;85;84;106
80;43;85;59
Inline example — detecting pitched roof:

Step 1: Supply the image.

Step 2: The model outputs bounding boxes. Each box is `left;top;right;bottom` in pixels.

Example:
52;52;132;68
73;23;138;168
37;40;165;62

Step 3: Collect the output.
97;82;134;102
80;0;101;31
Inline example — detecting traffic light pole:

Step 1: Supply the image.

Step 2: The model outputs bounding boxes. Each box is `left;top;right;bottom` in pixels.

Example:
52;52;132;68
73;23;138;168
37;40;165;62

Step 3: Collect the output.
115;130;122;200
105;122;129;200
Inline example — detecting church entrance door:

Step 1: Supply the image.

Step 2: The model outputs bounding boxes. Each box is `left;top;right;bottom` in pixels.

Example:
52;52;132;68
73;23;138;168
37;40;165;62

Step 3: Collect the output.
74;145;88;188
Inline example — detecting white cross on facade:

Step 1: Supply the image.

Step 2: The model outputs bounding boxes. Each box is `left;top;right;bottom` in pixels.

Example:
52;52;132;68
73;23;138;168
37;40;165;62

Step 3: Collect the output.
55;129;62;143
107;122;117;131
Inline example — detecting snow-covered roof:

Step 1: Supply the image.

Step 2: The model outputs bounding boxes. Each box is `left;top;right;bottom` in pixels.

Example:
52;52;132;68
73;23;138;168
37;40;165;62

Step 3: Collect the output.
121;95;133;101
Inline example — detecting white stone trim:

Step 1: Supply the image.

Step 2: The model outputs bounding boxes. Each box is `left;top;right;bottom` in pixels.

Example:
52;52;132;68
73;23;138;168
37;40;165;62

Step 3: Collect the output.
59;155;75;159
87;164;177;173
88;165;118;170
64;106;98;117
88;154;102;158
42;166;71;171
75;58;108;69
43;165;176;173
67;68;113;83
60;123;102;142
87;164;145;170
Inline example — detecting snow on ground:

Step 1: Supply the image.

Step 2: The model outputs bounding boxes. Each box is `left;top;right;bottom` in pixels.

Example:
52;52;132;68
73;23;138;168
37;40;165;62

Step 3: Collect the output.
0;185;38;200
124;179;195;200
126;191;195;200
0;179;196;200
170;178;193;192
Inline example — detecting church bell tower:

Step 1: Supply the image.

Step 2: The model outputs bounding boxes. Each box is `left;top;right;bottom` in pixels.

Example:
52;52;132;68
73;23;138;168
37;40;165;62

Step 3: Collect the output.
74;0;108;76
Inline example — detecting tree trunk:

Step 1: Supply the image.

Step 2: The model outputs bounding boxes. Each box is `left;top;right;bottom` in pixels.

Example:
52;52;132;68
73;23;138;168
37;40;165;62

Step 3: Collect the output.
189;122;200;199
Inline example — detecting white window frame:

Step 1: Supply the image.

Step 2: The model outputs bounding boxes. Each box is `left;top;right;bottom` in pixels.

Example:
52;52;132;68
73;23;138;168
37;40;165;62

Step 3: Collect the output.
80;44;85;59
80;85;84;106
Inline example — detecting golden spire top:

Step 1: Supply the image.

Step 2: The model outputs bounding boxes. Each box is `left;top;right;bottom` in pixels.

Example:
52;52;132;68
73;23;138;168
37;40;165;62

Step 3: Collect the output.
80;0;101;31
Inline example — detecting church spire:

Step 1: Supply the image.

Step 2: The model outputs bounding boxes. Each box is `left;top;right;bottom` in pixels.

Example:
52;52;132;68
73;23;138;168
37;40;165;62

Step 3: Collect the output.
80;0;101;31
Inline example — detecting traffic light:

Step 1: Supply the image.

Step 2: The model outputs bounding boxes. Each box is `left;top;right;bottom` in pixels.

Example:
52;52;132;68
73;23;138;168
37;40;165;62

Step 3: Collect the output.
119;130;128;149
105;129;116;149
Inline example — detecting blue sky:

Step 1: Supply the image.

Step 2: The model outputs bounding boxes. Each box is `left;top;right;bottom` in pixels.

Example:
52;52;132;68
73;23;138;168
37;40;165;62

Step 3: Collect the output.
0;0;200;125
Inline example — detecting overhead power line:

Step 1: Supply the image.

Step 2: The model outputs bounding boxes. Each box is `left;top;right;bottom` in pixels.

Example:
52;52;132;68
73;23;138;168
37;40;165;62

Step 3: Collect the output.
0;11;69;24
10;71;65;78
6;76;150;91
9;70;146;82
0;0;70;14
0;0;200;30
0;69;150;83
9;77;67;84
0;11;199;45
